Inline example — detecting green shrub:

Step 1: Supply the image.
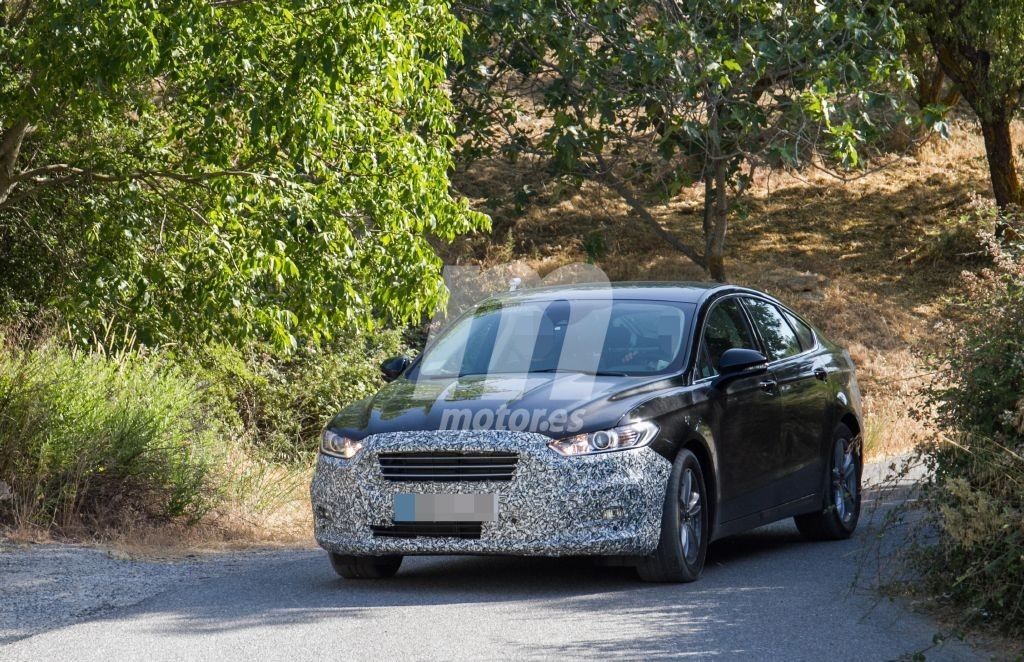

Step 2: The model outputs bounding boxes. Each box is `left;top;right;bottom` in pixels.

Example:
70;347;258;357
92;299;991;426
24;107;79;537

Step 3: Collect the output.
0;323;410;534
920;227;1024;636
0;340;223;529
182;330;409;462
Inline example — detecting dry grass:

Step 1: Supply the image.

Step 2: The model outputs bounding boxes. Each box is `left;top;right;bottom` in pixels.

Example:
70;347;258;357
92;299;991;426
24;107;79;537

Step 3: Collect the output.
452;119;1012;460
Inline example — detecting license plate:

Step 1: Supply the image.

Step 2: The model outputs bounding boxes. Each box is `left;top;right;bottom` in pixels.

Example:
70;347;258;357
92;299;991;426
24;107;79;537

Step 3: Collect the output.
393;493;498;522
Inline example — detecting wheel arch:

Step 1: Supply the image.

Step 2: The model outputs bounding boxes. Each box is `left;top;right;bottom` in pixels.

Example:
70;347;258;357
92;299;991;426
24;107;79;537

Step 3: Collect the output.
838;412;862;449
678;436;718;541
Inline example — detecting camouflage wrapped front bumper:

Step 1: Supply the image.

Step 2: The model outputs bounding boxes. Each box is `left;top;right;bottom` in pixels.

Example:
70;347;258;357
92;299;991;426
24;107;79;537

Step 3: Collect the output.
311;430;671;557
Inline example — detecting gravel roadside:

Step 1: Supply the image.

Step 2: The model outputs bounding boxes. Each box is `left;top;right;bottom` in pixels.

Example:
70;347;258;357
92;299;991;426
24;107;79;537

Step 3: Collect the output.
0;542;307;645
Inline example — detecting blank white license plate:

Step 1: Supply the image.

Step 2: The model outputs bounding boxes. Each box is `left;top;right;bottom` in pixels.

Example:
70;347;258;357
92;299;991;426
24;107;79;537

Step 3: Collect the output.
393;493;498;522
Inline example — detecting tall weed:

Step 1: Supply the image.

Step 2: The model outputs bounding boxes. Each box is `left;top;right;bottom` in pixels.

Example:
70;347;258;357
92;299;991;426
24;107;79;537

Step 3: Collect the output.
0;338;221;529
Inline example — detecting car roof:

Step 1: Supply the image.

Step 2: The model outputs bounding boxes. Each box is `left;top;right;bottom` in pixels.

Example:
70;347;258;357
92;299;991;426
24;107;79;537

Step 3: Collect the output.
485;281;768;306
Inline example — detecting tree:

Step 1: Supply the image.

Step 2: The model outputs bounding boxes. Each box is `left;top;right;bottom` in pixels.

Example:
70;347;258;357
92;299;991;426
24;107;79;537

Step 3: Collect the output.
905;24;960;114
905;0;1024;210
0;0;487;348
452;0;907;280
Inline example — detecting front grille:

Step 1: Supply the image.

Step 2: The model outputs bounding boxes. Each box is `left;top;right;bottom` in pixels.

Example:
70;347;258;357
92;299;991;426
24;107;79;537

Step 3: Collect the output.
370;521;483;539
378;452;519;482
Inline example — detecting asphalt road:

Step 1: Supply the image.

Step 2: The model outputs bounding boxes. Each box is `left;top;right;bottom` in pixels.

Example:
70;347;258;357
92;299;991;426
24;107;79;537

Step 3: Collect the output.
1;488;989;662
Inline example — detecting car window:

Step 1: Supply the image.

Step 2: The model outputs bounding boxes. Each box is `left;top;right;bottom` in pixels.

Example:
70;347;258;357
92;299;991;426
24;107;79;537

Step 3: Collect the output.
743;298;802;361
696;298;759;378
783;310;816;351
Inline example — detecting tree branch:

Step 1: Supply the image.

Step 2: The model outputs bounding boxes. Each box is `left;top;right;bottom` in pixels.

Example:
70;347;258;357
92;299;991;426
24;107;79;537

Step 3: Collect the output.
593;153;705;269
0;118;32;207
13;164;286;186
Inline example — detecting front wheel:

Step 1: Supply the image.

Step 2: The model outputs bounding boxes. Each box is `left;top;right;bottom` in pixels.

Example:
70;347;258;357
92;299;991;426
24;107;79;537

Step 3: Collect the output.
637;449;709;582
794;423;861;540
329;553;403;579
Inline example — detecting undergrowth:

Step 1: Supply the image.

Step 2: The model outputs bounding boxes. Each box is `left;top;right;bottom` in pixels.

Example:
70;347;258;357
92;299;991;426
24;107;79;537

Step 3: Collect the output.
184;330;406;462
914;215;1024;637
0;326;407;542
0;338;220;529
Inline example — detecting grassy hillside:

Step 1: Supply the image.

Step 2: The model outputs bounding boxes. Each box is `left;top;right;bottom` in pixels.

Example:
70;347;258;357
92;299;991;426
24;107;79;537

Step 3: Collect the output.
451;120;1016;459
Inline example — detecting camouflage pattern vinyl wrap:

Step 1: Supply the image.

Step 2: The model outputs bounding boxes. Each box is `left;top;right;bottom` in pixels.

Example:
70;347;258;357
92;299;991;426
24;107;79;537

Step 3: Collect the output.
311;430;671;557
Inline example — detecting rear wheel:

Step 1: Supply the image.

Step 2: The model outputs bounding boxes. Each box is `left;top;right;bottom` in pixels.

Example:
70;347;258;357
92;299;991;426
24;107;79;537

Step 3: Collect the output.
329;553;403;579
794;423;860;540
637;449;709;582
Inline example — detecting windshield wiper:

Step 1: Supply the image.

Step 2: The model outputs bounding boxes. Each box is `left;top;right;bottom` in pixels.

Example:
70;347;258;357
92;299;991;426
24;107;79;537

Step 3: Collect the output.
529;368;630;377
445;368;632;378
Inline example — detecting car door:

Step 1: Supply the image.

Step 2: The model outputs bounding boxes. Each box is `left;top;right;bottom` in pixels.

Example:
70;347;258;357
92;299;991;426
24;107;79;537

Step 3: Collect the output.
780;308;834;497
741;297;830;503
695;296;784;523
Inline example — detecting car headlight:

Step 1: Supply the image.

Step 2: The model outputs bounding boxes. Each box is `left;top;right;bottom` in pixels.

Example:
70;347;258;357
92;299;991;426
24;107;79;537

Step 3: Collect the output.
549;421;659;457
320;429;363;460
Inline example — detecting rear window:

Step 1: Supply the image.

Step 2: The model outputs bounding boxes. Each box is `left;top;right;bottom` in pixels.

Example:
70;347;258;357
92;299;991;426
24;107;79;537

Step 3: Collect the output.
783;310;816;351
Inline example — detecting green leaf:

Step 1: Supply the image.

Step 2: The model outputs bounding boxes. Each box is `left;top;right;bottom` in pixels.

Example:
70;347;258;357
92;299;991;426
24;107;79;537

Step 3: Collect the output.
0;0;489;351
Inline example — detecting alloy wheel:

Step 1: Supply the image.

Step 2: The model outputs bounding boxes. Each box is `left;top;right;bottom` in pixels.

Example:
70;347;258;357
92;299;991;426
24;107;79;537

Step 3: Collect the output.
832;437;858;525
679;467;703;565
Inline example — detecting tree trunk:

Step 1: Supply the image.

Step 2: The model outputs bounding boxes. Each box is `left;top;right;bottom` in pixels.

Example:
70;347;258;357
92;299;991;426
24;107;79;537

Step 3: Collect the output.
0;119;30;208
702;173;713;240
916;61;946;109
914;64;961;111
704;101;728;282
929;36;1021;211
979;113;1024;209
706;156;728;282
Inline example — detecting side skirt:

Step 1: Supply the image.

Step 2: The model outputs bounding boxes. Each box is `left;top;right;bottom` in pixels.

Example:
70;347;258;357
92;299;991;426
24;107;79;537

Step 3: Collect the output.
710;493;821;542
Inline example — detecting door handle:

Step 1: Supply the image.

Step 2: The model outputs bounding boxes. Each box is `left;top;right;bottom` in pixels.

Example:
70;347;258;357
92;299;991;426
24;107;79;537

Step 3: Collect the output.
814;368;828;381
759;379;778;395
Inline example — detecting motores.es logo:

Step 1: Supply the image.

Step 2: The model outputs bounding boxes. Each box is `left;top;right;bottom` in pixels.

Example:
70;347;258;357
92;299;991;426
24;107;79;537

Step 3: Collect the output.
439;406;585;434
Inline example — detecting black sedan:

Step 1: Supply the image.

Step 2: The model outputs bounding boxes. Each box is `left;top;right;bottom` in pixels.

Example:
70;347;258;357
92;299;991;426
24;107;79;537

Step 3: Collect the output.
311;282;863;582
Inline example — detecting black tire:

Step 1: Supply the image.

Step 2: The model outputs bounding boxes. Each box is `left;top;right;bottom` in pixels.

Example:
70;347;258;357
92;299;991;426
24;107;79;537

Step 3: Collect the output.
794;423;861;541
329;553;403;579
637;449;709;582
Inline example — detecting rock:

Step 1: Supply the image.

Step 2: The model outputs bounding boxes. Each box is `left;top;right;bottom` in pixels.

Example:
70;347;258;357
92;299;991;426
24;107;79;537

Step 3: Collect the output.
763;268;830;294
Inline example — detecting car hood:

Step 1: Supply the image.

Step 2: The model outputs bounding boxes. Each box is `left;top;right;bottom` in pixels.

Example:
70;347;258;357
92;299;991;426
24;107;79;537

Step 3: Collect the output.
328;372;680;440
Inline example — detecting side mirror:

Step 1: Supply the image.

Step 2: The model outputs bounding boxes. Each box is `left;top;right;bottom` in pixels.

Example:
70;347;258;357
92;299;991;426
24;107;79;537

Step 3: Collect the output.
718;348;768;376
709;348;768;394
380;356;411;382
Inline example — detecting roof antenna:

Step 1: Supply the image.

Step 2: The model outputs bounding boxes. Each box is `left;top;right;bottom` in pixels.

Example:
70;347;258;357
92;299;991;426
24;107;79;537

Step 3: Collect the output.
508;277;523;292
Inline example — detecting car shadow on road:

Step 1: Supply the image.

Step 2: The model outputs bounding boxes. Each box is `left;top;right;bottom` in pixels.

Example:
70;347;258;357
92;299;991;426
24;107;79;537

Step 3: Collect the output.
108;519;826;638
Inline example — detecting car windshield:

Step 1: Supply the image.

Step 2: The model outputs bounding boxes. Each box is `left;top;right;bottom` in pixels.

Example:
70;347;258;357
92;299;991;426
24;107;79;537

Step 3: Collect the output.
415;298;693;378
